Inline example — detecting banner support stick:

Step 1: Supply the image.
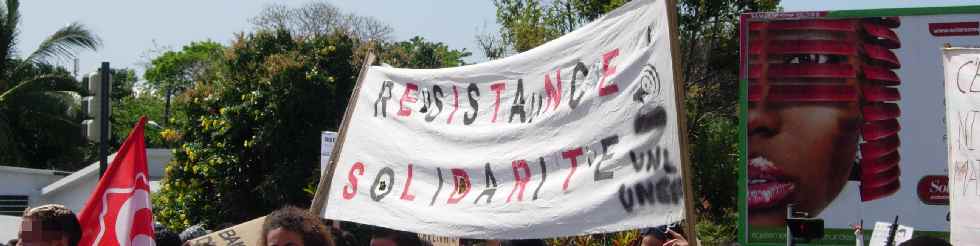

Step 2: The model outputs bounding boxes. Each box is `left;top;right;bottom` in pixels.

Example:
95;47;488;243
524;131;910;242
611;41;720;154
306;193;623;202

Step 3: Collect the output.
666;0;700;243
310;51;377;216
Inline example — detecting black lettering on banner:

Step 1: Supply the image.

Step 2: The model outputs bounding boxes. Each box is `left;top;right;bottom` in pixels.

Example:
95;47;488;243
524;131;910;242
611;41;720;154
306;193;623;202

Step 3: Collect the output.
425;85;445;122
464;83;480;125
646;26;652;45
419;87;430;113
954;161;968;196
474;163;499;204
594;135;619;181
509;79;527;123
956;59;980;94
219;229;244;246
533;157;547;200
527;93;542;123
634;64;662;103
655;177;673;204
662;148;676;174
430;168;444;206
619;184;635;213
630;147;672;173
569;62;588;109
957;110;980;150
370;167;395;202
634;105;667;134
672;178;683;203
963;160;980;196
630;150;651;172
619;176;683;213
374;81;395;117
635;179;656;207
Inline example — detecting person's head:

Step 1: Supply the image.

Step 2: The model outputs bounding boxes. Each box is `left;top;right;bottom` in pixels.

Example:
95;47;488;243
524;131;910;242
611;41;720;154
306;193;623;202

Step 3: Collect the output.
503;239;546;246
8;239;19;246
898;236;951;246
747;17;903;226
154;228;182;246
640;224;683;246
639;227;668;246
18;204;81;246
368;228;421;246
260;206;333;246
179;224;209;243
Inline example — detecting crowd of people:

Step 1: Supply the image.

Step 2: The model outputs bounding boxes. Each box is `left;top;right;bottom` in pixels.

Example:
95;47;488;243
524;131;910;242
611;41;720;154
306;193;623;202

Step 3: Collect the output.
3;202;694;246
2;203;955;246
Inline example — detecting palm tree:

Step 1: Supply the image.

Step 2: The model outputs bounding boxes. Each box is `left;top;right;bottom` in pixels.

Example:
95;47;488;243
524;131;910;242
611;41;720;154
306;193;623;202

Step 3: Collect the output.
0;0;101;169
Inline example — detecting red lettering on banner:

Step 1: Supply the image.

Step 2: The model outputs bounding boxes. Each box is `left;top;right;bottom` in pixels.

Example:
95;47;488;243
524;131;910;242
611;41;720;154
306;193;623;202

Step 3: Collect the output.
561;148;583;191
447;85;460;124
491;82;506;122
342;162;365;200
398;83;419;117
598;49;620;96
400;164;416;201
507;160;532;202
447;169;471;204
544;70;562;111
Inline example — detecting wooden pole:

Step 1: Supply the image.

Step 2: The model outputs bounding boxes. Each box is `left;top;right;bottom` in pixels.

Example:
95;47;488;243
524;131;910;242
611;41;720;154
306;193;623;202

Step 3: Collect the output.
665;0;701;243
310;52;377;216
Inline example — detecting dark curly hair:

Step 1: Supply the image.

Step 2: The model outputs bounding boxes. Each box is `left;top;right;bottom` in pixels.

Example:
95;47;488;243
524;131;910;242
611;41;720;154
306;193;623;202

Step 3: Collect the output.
259;206;333;246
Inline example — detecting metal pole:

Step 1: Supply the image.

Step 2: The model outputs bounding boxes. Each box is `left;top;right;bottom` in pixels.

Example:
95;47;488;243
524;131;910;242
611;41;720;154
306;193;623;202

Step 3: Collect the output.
787;204;793;246
99;62;110;177
886;215;899;246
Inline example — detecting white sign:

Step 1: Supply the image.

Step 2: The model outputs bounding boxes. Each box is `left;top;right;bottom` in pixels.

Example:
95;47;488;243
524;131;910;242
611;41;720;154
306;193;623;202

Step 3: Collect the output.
943;48;980;246
324;0;685;239
868;222;914;246
321;131;337;176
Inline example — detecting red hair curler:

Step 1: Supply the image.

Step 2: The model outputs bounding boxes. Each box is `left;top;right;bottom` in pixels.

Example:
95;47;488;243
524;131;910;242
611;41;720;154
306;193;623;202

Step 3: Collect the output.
748;17;902;202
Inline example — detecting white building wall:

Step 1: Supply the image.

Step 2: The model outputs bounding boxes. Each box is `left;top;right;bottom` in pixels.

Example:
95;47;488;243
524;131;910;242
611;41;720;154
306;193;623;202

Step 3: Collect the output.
0;166;66;208
0;148;172;214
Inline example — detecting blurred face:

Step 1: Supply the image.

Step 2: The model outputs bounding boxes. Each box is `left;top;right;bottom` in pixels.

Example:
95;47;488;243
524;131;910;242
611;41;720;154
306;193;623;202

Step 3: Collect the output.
266;228;304;246
18;218;67;246
641;235;665;246
369;238;398;246
748;102;860;226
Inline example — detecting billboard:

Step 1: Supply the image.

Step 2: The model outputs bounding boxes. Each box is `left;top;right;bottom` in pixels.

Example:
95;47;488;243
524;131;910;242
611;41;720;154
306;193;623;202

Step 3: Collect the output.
739;6;980;245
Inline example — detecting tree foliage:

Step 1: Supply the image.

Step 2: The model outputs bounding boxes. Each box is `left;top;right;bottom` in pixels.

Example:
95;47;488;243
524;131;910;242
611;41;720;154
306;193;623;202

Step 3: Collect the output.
0;0;100;169
154;30;361;229
111;95;167;149
109;68;138;101
377;36;471;68
153;1;474;230
143;41;224;124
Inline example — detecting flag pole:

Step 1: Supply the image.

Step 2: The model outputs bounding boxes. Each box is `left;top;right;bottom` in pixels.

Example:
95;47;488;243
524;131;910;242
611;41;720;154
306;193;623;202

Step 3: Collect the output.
310;51;377;217
665;0;700;243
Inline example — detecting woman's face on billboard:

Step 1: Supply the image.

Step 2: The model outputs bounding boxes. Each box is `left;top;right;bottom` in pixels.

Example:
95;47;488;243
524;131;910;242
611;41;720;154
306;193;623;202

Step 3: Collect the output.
748;102;860;226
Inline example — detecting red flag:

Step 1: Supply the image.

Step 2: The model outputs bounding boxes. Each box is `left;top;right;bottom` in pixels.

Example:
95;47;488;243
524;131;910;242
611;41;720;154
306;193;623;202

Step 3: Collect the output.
78;117;156;246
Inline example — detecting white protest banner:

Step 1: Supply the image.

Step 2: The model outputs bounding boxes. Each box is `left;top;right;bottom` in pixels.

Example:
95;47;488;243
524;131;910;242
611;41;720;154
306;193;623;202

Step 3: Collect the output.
868;222;913;246
322;0;689;239
943;48;980;245
321;131;337;176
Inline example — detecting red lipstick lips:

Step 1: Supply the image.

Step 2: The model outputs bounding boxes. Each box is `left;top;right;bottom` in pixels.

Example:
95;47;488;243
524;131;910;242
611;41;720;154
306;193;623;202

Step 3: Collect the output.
748;156;796;209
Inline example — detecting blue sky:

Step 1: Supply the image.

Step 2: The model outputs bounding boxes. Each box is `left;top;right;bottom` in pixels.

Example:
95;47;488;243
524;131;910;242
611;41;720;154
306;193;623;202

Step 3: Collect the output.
13;0;980;78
